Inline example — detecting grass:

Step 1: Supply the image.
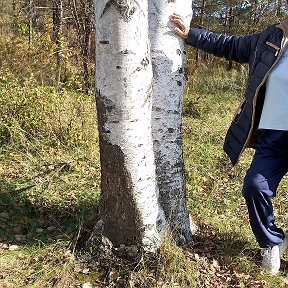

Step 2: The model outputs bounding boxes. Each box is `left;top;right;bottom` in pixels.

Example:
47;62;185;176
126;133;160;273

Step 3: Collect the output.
1;66;288;287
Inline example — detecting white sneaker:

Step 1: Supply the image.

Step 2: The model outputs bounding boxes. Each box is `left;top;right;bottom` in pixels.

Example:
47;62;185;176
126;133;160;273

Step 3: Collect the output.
261;245;280;275
261;235;288;275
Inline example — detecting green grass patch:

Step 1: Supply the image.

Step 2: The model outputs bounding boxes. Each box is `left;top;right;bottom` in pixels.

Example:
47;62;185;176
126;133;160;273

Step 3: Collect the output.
1;68;288;287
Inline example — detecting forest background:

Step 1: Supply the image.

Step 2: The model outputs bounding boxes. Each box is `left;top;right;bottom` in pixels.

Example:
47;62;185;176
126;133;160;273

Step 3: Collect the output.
1;0;288;287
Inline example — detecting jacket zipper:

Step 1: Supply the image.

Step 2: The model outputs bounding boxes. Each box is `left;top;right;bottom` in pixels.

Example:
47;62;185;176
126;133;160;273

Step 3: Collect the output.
235;31;288;165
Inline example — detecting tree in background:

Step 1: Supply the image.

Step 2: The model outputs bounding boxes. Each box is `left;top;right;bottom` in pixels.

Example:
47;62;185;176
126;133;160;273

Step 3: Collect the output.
52;0;63;83
69;0;94;94
1;0;288;86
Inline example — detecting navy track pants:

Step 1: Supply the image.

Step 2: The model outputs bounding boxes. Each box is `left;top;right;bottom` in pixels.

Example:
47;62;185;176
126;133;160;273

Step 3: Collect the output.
242;130;288;248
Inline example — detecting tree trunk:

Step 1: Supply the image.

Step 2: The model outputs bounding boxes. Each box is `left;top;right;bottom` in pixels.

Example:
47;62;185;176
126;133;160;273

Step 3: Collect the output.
69;0;93;94
252;0;258;26
276;0;282;16
12;0;17;34
53;0;63;83
195;0;205;64
227;6;233;70
95;0;165;251
29;0;33;46
82;0;93;94
148;0;194;244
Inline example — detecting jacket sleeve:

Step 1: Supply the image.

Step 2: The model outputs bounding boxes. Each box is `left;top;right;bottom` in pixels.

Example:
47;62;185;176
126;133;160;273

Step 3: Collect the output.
186;28;261;64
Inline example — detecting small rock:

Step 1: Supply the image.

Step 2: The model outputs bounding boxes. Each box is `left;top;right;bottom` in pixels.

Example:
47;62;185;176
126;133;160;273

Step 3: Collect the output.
15;235;26;242
26;232;33;241
13;226;25;234
9;245;19;251
36;228;44;234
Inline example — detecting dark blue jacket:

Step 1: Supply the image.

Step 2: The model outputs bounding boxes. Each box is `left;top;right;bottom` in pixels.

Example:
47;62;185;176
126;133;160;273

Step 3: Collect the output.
186;19;288;165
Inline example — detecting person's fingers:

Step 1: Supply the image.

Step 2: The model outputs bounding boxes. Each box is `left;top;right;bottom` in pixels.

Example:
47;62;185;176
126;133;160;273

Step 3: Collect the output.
170;14;183;22
172;18;186;31
174;27;188;40
171;13;182;19
170;13;189;39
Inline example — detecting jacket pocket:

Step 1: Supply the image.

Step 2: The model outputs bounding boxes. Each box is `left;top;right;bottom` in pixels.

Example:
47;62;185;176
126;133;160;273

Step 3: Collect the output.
251;41;280;72
265;41;280;56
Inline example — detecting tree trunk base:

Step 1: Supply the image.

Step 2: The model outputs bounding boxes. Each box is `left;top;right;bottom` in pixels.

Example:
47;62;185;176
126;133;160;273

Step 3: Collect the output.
76;219;146;273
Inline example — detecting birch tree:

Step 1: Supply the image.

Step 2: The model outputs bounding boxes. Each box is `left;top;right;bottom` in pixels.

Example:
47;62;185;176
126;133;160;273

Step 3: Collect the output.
95;0;166;251
148;0;194;244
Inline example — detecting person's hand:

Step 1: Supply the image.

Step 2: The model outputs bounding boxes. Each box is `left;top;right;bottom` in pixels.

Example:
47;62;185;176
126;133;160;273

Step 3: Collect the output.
170;13;190;40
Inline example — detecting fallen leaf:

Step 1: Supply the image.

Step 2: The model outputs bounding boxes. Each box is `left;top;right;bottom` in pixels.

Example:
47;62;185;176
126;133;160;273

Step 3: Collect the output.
223;256;233;265
0;243;9;249
82;282;93;288
82;268;90;275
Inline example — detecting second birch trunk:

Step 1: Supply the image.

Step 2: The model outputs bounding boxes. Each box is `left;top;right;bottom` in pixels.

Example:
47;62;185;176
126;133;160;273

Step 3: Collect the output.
149;0;195;244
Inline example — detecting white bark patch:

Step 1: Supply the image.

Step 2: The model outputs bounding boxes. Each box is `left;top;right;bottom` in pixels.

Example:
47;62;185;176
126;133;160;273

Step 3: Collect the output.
96;0;166;251
149;0;194;242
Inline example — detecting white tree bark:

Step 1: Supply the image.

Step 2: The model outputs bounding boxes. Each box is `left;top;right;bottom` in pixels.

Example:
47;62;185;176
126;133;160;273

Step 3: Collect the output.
95;0;165;251
148;0;195;244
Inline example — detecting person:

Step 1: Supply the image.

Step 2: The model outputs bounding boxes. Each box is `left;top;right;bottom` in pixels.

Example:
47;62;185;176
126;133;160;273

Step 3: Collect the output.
170;13;288;275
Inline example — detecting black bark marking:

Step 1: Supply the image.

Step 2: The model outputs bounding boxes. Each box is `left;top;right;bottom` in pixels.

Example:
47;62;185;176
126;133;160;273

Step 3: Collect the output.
177;81;182;86
101;0;139;22
99;40;110;44
143;83;153;106
152;2;160;14
95;92;144;247
184;67;188;81
141;57;150;67
119;49;136;55
99;141;143;246
152;106;180;115
176;49;181;56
